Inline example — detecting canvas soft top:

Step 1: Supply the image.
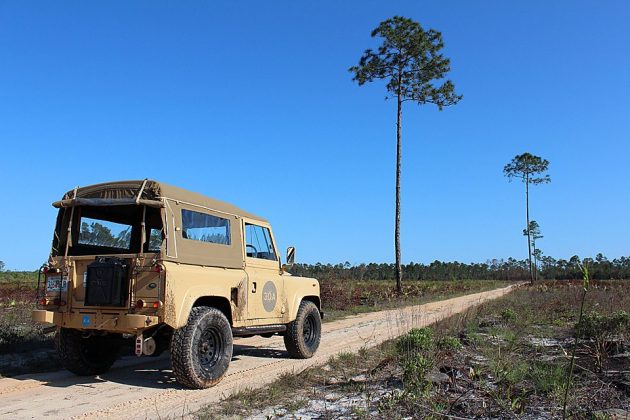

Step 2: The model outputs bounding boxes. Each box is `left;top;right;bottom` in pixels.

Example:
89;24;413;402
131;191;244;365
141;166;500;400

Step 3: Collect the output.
53;179;267;223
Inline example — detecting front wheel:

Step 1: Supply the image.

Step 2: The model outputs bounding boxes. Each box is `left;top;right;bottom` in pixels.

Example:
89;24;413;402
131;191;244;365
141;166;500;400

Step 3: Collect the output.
170;307;233;389
55;328;121;376
284;300;321;358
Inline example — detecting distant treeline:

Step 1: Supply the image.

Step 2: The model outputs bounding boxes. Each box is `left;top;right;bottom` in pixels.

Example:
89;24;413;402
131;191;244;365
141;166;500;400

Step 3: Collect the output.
0;270;37;283
1;254;629;283
290;254;630;281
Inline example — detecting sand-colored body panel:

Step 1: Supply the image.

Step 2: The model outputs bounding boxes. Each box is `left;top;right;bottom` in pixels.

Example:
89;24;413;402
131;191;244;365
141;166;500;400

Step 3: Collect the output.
162;262;320;330
284;275;321;321
162;262;248;329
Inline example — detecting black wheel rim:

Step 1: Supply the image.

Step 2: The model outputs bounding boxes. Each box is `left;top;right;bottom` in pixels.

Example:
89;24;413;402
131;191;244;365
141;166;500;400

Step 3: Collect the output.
303;314;316;345
198;328;223;371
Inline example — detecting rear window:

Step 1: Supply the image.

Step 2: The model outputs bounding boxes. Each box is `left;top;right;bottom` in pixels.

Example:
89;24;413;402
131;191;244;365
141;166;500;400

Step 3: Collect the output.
53;204;163;256
181;209;231;245
78;217;132;250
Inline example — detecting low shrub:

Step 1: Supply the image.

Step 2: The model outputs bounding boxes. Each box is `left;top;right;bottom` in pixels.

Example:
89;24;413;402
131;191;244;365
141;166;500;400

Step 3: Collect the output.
396;327;434;355
501;307;518;323
576;310;630;370
437;336;462;352
395;328;437;393
400;353;433;391
577;310;629;340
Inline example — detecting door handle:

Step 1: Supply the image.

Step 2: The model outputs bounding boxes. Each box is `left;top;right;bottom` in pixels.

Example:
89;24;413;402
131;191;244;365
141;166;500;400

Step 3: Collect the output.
252;281;257;293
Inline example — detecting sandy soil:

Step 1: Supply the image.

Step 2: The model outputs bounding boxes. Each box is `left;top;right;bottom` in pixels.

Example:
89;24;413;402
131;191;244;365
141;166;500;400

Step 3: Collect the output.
0;284;518;419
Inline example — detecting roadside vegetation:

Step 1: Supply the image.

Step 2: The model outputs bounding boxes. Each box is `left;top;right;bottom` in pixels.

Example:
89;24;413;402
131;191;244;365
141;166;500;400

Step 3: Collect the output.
200;280;629;419
0;268;506;359
0;266;509;377
0;270;58;376
0;270;45;354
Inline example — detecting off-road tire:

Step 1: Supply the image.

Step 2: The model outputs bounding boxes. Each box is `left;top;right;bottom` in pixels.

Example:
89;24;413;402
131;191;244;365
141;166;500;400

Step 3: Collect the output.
170;306;233;389
55;328;121;376
284;300;321;358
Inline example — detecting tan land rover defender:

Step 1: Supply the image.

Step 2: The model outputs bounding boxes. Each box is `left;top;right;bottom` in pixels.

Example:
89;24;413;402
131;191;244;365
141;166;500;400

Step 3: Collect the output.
32;180;322;389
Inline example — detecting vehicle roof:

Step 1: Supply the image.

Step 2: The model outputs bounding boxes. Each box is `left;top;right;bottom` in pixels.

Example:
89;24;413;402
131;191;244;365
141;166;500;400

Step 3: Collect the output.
59;179;268;223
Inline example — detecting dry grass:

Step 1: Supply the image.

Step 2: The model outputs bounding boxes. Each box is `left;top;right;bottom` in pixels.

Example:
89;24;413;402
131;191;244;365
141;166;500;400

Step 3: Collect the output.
0;279;53;355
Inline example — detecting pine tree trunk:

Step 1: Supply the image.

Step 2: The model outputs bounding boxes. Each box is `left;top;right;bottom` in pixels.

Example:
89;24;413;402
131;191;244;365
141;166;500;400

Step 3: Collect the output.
533;241;538;282
395;90;403;294
525;176;533;284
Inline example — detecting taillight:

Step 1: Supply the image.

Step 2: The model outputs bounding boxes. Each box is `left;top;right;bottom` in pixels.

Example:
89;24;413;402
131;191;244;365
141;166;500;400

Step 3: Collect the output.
153;263;163;273
42;266;60;275
39;298;65;306
136;300;162;309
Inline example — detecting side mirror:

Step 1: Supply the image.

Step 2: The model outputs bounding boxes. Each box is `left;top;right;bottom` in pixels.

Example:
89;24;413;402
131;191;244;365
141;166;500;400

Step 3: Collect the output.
284;246;296;269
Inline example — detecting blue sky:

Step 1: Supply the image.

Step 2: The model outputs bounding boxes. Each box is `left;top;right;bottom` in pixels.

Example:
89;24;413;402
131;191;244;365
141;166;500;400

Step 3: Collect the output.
0;1;628;270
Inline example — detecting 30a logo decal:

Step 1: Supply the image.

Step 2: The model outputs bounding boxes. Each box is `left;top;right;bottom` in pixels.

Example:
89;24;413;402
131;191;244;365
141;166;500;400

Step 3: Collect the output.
262;281;277;312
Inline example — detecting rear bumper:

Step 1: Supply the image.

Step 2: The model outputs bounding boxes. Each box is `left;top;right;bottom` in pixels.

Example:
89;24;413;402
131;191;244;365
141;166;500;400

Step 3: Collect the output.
32;310;160;333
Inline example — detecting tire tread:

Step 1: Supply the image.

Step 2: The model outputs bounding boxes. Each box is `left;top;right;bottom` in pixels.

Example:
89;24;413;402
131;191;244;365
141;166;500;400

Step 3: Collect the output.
170;306;232;389
284;300;321;358
55;328;119;376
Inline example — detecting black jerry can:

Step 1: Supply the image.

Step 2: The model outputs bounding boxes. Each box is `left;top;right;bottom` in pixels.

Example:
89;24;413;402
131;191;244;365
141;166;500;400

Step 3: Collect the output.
85;257;129;307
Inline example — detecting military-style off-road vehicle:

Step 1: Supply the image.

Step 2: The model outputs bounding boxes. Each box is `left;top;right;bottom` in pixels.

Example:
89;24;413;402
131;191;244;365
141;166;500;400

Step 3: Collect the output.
32;180;322;388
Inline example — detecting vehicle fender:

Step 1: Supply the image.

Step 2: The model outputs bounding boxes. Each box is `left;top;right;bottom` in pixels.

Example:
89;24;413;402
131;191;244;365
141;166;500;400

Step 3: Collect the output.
285;276;321;321
163;262;247;329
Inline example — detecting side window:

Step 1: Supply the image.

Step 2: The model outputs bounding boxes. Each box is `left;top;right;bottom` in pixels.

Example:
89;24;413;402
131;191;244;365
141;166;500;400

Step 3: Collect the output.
147;228;162;251
181;209;231;245
245;224;277;261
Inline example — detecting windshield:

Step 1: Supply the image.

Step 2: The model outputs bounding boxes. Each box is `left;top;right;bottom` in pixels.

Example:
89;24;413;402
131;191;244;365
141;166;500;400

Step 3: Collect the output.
52;205;163;256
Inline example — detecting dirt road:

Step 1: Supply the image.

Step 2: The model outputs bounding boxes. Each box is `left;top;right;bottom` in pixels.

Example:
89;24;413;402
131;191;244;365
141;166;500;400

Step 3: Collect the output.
0;284;518;419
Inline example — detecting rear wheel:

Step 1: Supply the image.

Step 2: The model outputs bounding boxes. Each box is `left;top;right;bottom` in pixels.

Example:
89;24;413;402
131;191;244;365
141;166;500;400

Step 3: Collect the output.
55;328;121;376
170;307;233;389
284;301;321;358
